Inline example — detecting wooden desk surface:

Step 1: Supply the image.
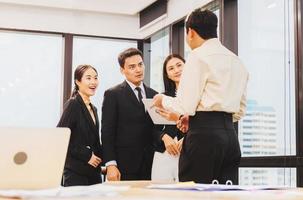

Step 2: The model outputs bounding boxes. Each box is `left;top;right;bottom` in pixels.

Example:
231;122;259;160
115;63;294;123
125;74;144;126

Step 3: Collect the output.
1;181;303;200
106;181;303;200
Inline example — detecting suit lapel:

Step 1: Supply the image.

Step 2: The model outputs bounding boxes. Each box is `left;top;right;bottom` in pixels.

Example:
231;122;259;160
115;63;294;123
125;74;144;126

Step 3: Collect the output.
76;94;98;132
91;105;99;131
144;84;154;98
122;81;143;107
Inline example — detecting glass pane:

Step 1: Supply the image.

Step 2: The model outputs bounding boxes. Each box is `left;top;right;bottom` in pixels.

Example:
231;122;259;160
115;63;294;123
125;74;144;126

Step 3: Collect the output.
239;168;296;186
150;27;170;93
0;31;63;127
72;36;137;118
238;0;296;156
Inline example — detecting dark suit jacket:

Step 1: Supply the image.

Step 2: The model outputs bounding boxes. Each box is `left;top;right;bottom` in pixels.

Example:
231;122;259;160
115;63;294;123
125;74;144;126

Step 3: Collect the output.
57;93;102;177
101;81;159;178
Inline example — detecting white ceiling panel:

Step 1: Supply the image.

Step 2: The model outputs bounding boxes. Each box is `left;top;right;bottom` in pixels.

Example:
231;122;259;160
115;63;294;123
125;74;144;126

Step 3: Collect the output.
0;0;158;15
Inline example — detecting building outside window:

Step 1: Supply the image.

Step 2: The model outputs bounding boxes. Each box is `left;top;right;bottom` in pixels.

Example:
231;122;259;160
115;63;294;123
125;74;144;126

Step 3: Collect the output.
238;0;296;186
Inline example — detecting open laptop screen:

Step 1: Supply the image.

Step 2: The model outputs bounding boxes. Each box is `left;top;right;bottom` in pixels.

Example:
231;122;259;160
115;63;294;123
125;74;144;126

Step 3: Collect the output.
0;127;70;189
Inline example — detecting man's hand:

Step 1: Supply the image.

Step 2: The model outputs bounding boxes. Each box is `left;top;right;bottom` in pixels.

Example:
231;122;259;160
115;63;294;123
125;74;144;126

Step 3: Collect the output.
162;134;179;156
88;153;102;168
106;165;121;181
155;108;179;122
177;115;189;133
152;94;164;109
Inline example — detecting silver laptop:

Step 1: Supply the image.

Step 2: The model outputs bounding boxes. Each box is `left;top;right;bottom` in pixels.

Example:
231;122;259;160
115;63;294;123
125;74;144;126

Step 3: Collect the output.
0;127;70;189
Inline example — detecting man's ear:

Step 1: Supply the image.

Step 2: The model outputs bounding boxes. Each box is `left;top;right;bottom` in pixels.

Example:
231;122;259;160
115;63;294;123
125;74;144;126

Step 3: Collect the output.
188;28;197;40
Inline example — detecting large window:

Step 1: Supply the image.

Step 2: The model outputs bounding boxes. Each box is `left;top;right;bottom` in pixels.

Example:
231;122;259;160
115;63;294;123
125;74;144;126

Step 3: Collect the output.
150;27;170;93
239;168;296;186
72;36;137;117
0;31;63;127
238;0;295;157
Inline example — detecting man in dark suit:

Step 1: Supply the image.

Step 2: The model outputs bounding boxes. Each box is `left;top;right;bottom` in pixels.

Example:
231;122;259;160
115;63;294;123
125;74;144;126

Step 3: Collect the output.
101;48;158;181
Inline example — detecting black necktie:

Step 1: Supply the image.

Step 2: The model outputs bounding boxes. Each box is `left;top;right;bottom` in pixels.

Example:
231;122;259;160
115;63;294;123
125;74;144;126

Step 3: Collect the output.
135;87;143;104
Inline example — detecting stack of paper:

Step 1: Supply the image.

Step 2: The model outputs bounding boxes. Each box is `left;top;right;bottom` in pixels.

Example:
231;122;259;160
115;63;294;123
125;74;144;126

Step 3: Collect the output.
147;182;290;191
0;184;129;199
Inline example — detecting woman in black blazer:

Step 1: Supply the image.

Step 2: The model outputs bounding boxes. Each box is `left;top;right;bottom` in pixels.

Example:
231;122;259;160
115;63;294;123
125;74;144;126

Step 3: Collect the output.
57;64;103;186
152;54;185;182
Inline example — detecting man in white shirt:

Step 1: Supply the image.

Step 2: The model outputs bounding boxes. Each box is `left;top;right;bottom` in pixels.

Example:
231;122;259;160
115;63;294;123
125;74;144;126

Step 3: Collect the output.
153;9;248;184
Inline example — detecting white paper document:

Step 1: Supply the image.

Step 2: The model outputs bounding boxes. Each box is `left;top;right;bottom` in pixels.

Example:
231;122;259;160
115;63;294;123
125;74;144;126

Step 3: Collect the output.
147;182;290;191
142;98;176;125
0;184;129;199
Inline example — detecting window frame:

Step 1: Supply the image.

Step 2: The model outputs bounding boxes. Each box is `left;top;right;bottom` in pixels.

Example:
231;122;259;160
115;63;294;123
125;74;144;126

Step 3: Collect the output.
2;0;303;186
222;0;303;186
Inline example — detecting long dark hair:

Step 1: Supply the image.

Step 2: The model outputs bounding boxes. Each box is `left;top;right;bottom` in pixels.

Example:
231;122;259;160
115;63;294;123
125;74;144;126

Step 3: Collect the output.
162;54;185;94
71;64;98;98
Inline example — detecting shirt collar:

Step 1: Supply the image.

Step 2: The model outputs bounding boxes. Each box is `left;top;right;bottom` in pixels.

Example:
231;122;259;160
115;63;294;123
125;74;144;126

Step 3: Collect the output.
201;38;221;48
125;80;145;93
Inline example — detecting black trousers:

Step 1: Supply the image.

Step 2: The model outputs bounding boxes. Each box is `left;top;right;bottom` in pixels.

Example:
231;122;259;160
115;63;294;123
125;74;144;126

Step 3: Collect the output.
62;169;102;187
120;162;152;180
179;111;241;184
120;147;154;181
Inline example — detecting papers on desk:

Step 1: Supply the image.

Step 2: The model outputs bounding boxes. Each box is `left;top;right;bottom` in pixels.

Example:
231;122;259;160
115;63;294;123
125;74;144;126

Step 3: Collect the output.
142;98;176;125
147;182;289;191
0;187;59;198
58;184;129;197
0;184;129;199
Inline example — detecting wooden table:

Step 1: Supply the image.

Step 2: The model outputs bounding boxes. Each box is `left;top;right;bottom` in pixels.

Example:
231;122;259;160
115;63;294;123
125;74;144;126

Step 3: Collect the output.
105;181;303;200
1;181;303;200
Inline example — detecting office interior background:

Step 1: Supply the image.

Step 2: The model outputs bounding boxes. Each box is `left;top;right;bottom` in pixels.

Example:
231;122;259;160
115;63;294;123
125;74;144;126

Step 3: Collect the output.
0;0;303;187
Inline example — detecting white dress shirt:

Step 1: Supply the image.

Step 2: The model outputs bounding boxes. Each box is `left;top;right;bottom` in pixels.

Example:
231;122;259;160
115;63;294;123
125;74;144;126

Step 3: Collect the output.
125;80;146;100
162;38;249;122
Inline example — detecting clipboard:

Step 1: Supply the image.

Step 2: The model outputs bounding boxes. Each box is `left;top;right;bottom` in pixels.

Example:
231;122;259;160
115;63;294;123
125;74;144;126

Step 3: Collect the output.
142;98;176;125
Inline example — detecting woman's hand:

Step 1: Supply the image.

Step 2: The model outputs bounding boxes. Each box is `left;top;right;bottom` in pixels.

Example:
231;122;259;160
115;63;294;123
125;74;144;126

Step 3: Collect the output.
177;138;184;152
88;153;102;168
162;134;179;156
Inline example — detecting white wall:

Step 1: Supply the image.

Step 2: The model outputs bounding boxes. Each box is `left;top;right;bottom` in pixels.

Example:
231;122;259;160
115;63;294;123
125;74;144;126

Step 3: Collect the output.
0;3;140;39
0;0;211;39
139;0;213;38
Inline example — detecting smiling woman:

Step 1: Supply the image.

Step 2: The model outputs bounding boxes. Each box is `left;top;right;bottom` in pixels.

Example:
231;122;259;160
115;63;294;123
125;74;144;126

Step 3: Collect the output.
71;65;99;99
151;54;186;182
57;64;103;186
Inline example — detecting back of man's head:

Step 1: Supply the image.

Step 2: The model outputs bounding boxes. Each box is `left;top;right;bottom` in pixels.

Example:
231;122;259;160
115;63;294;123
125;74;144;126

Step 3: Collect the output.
185;9;218;40
118;48;143;68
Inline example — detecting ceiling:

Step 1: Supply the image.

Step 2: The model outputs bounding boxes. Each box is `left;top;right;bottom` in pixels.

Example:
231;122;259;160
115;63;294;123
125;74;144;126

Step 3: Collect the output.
0;0;158;15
